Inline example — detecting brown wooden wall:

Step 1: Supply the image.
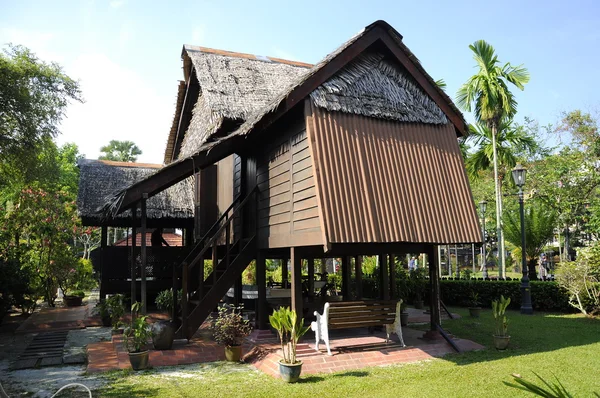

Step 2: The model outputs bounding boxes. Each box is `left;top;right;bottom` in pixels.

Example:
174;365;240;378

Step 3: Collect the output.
305;102;481;245
256;117;323;248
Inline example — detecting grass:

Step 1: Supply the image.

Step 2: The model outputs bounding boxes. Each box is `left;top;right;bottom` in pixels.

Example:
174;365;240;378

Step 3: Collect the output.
93;309;600;397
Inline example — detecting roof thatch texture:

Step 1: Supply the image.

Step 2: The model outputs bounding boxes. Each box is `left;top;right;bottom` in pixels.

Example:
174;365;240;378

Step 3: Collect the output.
77;159;194;224
310;52;448;124
178;48;311;158
163;81;186;164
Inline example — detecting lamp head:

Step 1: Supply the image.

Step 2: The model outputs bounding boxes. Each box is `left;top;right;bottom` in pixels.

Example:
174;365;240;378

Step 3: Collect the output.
512;163;527;188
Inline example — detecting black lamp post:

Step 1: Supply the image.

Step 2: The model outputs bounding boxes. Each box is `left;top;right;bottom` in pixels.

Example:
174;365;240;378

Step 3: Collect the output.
512;163;533;315
479;200;487;278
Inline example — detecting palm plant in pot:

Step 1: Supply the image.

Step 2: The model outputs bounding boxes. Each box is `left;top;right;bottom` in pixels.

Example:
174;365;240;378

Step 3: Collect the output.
212;305;252;362
410;268;427;309
97;300;111;327
269;307;310;383
124;302;153;370
492;295;511;350
468;292;482;318
107;294;125;334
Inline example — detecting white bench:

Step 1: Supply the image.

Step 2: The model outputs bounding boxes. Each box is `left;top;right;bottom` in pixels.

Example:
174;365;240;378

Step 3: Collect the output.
311;299;405;355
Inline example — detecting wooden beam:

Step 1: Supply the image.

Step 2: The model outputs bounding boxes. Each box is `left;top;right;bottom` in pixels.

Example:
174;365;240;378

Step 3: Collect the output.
101;226;108;248
290;247;303;318
341;256;351;299
281;258;289;288
354;256;363;299
140;194;147;314
428;245;442;331
389;254;396;300
379;253;389;300
307;258;315;298
130;204;137;315
256;250;267;330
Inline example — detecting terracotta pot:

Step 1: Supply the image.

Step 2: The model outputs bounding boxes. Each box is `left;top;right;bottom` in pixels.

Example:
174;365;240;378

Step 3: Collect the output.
152;320;176;350
493;335;510;350
400;311;409;327
128;350;149;370
225;345;242;362
279;360;303;383
63;296;83;307
101;315;112;327
469;307;482;318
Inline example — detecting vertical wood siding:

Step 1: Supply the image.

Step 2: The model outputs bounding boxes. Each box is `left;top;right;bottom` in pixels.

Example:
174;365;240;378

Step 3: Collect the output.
305;103;481;245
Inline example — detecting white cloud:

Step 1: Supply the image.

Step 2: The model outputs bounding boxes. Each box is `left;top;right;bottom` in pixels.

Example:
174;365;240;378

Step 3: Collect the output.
109;0;124;9
58;53;172;164
191;25;205;43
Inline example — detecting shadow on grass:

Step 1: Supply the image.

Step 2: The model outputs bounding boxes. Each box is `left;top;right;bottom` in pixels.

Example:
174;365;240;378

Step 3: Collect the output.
97;383;162;397
437;308;600;366
298;370;368;384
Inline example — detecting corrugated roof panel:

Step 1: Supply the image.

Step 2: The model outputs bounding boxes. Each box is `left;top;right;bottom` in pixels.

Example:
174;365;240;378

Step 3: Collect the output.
306;104;481;245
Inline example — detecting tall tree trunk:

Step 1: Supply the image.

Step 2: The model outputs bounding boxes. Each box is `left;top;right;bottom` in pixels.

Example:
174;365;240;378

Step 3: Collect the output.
491;122;506;278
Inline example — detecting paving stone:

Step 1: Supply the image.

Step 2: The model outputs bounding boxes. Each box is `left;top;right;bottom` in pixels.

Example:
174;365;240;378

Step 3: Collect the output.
40;356;63;366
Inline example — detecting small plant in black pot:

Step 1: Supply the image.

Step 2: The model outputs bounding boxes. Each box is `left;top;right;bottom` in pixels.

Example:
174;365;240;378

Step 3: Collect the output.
468;292;482;318
269;306;310;383
152;289;181;350
212;305;252;362
107;294;125;333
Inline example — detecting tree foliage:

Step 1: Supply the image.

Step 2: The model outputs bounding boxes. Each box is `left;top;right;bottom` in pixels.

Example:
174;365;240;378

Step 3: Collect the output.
0;45;81;175
99;140;142;162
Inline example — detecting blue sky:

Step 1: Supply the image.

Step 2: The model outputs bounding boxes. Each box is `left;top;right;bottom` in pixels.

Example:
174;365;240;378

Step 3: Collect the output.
1;0;599;162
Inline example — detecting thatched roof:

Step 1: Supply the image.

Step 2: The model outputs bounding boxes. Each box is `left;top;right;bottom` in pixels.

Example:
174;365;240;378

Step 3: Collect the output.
77;159;194;226
168;46;313;161
163;81;186;164
101;20;469;218
310;52;448;124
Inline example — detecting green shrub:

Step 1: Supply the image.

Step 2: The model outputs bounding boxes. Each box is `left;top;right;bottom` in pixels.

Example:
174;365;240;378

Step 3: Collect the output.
440;280;573;312
155;289;182;314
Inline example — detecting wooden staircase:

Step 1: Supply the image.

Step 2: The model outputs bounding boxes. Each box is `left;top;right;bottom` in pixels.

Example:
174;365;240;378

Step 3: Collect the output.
173;187;258;340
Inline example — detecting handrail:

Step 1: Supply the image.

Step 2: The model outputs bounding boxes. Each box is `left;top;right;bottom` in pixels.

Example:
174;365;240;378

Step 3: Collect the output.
440;300;454;319
186;185;259;272
178;193;242;268
435;323;461;352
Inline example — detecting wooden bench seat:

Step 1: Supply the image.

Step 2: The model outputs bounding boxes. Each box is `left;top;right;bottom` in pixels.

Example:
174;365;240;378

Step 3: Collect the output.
311;300;405;355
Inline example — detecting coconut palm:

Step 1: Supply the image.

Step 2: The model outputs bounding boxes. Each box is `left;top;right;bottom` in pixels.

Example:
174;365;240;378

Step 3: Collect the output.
465;121;537;179
456;40;530;278
503;204;557;280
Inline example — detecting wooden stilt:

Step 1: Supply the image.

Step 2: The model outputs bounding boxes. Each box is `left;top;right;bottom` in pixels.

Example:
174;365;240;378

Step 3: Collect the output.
354;256;363;299
282;257;289;288
140;194;147;314
379;253;389;300
130;203;137;316
389;254;396;300
307;258;315;298
290;248;303;318
429;245;441;331
341;256;351;299
256;250;267;329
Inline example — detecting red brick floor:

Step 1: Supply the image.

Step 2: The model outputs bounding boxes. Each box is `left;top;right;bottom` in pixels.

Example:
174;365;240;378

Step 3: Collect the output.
86;325;484;376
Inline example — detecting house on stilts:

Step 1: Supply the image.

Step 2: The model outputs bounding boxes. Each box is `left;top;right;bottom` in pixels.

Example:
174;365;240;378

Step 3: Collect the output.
79;20;481;342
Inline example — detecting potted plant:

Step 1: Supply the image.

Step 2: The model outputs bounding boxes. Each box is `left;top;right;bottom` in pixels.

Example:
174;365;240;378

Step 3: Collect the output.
107;294;125;334
97;300;112;327
400;301;409;326
492;295;511;350
410;268;427;309
269;306;310;383
212;305;252;362
63;290;85;307
124;302;153;370
468;292;482;318
152;289;181;350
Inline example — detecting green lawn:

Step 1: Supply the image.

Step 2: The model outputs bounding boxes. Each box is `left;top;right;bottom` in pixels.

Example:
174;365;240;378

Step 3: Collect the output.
95;309;600;397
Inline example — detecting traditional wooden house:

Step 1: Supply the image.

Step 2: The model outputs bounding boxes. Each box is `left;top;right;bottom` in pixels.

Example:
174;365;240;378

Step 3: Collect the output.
77;159;194;301
95;20;481;341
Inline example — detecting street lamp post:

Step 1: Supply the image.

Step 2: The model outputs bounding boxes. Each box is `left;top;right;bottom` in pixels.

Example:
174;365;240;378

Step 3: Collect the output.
479;200;487;278
512;163;533;315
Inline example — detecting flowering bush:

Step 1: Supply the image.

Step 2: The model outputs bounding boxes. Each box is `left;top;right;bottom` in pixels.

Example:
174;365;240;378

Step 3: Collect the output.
212;305;252;347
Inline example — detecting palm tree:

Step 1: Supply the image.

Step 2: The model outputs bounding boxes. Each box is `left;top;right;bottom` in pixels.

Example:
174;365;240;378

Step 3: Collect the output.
456;40;530;278
465;121;537;180
503;204;557;280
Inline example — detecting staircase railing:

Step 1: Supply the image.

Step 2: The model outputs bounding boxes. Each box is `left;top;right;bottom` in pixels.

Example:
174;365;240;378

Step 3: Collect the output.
176;186;259;337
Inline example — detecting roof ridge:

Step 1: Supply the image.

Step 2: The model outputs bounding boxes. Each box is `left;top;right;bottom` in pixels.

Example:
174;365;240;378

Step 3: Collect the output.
78;159;163;169
183;45;314;68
